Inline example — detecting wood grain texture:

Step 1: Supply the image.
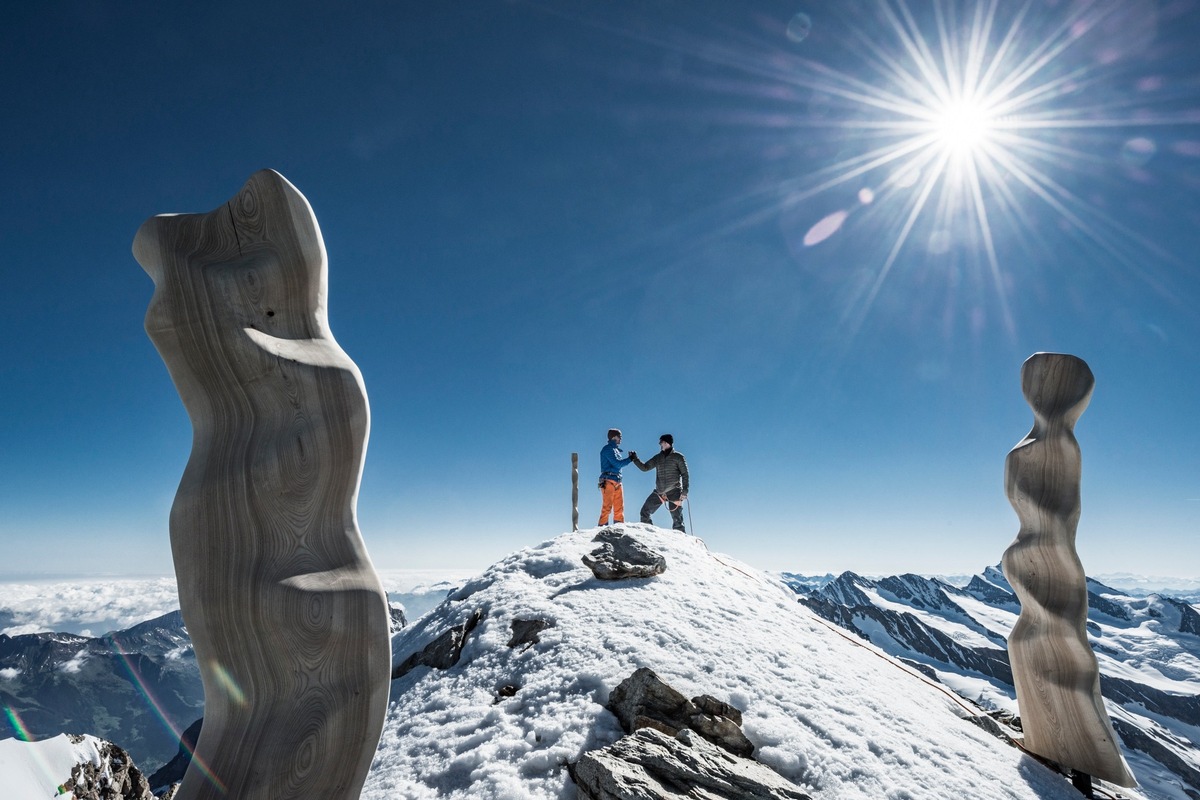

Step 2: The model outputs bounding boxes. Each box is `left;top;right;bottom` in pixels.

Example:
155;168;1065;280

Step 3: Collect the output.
133;170;391;799
1001;353;1135;787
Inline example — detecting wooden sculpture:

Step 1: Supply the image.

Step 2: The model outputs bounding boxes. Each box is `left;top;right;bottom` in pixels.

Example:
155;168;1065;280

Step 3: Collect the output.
1001;353;1135;788
133;170;391;799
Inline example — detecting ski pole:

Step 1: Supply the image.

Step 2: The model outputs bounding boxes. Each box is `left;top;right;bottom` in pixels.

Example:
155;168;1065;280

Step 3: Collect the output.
685;496;694;536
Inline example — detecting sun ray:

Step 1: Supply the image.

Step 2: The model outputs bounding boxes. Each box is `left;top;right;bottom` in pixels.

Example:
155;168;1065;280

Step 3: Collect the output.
850;148;953;335
723;0;1200;344
527;0;1196;341
963;149;1015;335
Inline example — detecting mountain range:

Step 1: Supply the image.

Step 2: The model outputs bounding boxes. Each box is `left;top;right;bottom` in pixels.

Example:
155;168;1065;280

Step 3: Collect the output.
784;566;1200;800
1;529;1196;799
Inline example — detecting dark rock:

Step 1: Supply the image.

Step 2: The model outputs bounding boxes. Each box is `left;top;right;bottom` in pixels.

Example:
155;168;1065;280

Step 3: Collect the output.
607;667;694;734
392;608;485;680
64;736;154;800
496;683;520;701
799;595;1014;685
388;603;408;634
1111;719;1200;797
692;694;743;727
582;530;666;581
607;668;753;757
1163;597;1200;636
508;617;554;649
148;717;202;792
687;711;754;758
1100;674;1200;727
1087;590;1131;621
571;727;811;800
813;572;875;607
963;574;1018;606
877;574;965;615
965;713;1016;746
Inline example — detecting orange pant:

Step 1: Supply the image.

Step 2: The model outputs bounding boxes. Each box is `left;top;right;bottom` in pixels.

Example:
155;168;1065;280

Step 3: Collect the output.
599;480;624;524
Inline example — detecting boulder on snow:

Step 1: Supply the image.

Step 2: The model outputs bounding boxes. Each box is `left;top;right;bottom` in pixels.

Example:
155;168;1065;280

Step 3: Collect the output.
608;667;693;734
607;667;754;758
571;727;811;800
392;608;486;679
508;617;554;649
692;694;744;727
582;530;666;581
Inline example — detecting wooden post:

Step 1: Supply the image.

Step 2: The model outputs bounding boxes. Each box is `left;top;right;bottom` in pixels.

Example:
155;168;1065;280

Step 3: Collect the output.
133;170;391;800
1001;353;1135;788
572;452;579;532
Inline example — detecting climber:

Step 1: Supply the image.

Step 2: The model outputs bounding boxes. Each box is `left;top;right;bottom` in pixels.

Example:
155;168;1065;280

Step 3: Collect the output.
631;434;689;533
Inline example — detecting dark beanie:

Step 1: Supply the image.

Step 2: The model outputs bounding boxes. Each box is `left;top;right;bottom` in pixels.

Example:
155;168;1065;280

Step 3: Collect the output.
659;433;673;446
607;428;622;440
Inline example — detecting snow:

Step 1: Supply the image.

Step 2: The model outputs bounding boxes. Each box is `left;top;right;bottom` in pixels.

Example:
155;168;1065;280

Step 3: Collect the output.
365;525;1097;800
783;569;1197;799
0;734;101;800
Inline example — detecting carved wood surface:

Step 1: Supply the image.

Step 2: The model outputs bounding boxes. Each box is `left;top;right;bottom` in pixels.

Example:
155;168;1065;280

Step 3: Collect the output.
1001;353;1135;787
133;170;391;799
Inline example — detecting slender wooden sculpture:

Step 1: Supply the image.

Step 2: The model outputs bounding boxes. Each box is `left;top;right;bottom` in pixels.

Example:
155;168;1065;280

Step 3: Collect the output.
1001;353;1135;788
572;452;580;532
133;170;391;799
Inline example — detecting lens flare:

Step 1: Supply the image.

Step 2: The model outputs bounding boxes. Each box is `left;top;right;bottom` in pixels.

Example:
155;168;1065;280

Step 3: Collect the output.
614;0;1195;341
209;660;247;707
4;705;33;741
106;638;228;794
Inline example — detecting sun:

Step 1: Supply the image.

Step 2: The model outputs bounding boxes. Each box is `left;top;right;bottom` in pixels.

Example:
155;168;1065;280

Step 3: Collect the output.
930;97;997;156
752;0;1190;339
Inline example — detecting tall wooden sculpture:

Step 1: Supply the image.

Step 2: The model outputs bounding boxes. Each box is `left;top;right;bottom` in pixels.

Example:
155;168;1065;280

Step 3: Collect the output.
1001;353;1135;788
133;170;391;799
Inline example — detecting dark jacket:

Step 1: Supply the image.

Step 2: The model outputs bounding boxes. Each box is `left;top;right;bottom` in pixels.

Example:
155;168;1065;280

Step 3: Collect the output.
599;439;633;482
632;448;689;495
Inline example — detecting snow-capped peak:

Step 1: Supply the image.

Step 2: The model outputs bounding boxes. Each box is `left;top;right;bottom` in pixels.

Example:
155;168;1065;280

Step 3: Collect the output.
365;525;1095;799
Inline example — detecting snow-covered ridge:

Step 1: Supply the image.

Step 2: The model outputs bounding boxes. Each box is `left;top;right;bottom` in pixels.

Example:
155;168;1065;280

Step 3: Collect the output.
787;568;1200;800
366;525;1093;799
0;733;152;800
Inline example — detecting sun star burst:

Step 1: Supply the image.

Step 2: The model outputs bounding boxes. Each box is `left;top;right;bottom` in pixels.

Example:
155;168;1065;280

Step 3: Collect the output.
747;0;1191;340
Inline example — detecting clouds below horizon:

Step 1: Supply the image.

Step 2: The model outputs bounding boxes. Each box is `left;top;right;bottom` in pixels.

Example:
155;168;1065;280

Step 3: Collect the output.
0;570;478;638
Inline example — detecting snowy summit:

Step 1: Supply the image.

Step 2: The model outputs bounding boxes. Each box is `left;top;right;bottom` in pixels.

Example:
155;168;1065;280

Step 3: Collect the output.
365;525;1105;800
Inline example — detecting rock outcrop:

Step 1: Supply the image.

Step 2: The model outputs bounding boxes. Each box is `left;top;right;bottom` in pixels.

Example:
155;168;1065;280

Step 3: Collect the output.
572;727;811;800
607;667;754;758
64;735;155;800
582;529;667;580
134;170;392;799
571;667;808;799
393;608;486;679
508;617;554;649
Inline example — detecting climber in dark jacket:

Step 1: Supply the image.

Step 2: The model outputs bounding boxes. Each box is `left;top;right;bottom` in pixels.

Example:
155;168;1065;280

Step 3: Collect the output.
631;434;689;532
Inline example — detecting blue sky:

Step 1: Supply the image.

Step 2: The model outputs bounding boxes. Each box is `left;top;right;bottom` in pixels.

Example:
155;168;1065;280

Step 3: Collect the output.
2;1;1198;579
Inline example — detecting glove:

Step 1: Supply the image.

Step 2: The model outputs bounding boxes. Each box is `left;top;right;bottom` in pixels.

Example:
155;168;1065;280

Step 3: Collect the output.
598;477;606;490
629;451;637;459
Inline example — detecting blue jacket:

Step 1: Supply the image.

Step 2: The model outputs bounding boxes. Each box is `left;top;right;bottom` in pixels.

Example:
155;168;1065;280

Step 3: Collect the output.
599;439;633;482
